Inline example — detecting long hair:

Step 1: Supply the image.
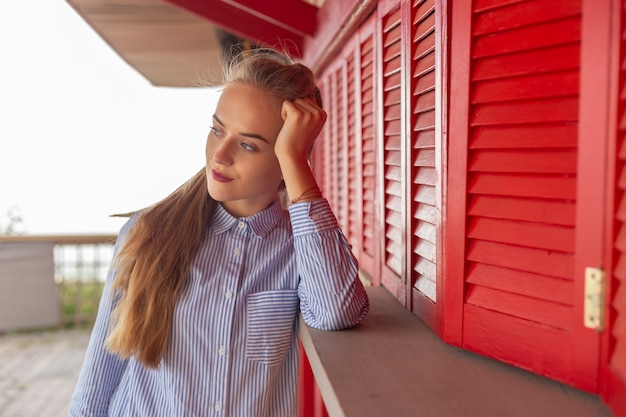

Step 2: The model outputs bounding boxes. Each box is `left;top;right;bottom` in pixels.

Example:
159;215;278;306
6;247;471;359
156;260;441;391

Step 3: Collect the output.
105;49;322;368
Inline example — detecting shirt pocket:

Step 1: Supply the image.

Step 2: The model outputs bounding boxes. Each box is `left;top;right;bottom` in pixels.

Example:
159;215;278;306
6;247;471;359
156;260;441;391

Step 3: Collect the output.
246;290;299;367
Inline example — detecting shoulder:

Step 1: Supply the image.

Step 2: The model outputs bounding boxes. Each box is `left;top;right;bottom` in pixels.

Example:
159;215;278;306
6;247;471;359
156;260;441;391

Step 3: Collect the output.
113;211;142;248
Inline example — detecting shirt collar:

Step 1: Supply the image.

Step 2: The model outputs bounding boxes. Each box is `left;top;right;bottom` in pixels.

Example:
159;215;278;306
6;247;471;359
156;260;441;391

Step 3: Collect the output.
210;199;286;238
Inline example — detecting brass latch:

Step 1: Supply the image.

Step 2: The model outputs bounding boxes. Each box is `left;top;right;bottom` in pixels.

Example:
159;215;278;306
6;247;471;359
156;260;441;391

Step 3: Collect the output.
584;267;606;331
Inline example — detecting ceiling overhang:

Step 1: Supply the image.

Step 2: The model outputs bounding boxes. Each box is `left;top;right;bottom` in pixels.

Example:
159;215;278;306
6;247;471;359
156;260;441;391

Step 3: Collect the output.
66;0;320;87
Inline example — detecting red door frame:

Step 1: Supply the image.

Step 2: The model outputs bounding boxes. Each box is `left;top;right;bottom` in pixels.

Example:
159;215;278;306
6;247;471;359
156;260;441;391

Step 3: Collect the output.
577;0;612;393
441;0;471;345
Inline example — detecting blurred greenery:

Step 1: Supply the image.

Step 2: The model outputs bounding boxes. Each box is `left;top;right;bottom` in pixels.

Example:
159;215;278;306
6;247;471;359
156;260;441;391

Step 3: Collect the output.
59;281;104;328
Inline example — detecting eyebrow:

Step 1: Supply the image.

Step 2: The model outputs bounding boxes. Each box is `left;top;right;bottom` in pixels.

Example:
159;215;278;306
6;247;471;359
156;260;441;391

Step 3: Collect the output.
212;114;269;143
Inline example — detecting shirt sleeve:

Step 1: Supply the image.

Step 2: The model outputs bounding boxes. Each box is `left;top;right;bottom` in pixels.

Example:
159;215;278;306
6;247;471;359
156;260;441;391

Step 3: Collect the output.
289;198;369;330
68;218;134;417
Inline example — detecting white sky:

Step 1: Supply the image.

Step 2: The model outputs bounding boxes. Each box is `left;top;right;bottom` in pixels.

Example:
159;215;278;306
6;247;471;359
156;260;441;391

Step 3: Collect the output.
0;0;220;235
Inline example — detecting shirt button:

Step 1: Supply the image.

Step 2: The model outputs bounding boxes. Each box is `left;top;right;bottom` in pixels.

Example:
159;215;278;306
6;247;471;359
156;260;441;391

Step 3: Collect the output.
233;247;240;256
215;402;223;412
225;290;233;299
238;221;245;229
218;346;226;355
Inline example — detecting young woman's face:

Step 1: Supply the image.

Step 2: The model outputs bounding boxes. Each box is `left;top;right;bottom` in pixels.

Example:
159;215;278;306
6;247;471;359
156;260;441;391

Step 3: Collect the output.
205;83;285;217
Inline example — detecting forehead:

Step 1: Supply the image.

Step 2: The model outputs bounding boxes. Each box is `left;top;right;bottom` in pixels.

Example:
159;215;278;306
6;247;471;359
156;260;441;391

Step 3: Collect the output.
214;83;283;139
218;83;281;114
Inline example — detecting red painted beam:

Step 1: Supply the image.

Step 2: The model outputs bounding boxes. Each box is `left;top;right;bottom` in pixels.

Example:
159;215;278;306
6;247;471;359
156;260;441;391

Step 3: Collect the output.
165;0;304;56
222;0;317;37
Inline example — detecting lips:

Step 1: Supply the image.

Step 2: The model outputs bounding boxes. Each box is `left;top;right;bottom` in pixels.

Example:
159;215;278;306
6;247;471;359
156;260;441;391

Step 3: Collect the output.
211;169;233;183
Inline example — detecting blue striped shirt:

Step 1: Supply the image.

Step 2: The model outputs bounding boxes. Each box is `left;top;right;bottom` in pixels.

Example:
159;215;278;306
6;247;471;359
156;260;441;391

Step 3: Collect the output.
69;198;369;417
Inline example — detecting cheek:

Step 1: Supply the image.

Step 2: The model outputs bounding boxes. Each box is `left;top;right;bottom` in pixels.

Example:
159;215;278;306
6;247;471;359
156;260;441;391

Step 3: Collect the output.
205;136;214;161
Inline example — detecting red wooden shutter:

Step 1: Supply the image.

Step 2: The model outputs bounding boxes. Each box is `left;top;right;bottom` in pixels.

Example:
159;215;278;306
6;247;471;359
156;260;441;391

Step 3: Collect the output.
315;23;379;282
603;0;626;412
608;96;626;413
333;64;348;230
447;0;600;390
322;80;335;204
379;2;406;302
345;44;361;259
321;41;360;263
607;69;626;416
357;16;379;280
408;0;438;325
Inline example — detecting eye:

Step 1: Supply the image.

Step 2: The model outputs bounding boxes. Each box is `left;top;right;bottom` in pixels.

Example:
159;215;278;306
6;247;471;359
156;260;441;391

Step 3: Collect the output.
241;141;257;152
209;126;224;138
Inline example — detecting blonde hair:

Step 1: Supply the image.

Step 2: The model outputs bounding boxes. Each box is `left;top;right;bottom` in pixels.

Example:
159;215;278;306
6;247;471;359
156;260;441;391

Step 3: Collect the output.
106;49;322;368
223;49;322;107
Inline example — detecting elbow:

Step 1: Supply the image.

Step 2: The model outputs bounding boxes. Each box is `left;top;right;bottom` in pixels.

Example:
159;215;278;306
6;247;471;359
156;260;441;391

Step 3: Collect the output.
303;287;370;331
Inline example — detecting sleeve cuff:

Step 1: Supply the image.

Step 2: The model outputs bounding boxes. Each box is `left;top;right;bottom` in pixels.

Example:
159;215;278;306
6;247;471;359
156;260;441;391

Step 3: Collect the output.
288;198;339;236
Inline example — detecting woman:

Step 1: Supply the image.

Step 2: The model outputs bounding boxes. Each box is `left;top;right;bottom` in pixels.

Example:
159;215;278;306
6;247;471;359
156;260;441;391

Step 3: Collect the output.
69;49;369;417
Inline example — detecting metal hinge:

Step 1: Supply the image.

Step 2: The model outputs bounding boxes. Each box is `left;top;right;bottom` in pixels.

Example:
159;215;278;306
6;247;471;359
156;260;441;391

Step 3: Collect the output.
584;267;606;331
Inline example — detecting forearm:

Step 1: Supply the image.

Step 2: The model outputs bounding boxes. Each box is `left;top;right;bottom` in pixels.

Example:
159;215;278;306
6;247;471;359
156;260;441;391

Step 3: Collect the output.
290;200;370;329
296;230;369;329
278;155;322;205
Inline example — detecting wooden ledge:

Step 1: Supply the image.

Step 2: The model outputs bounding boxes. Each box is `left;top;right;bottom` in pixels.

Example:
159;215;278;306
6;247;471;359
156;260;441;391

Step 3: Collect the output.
299;286;612;417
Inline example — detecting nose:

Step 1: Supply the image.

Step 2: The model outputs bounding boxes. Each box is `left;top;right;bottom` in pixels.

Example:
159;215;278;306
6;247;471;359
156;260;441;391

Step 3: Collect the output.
210;138;234;166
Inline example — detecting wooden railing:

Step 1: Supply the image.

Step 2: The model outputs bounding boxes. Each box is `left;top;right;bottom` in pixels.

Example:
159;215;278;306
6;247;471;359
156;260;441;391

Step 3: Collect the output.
0;234;117;330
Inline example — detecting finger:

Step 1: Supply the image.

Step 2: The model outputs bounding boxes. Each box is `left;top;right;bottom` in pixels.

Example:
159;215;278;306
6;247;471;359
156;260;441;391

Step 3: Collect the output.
291;99;326;123
293;97;322;112
281;99;299;121
283;102;316;125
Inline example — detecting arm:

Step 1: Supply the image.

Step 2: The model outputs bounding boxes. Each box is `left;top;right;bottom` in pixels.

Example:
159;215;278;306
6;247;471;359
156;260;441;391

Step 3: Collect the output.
68;221;132;416
290;199;369;329
274;97;369;329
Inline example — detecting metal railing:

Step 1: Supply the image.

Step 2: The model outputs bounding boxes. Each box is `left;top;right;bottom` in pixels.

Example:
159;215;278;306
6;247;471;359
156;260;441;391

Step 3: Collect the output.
0;234;117;329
